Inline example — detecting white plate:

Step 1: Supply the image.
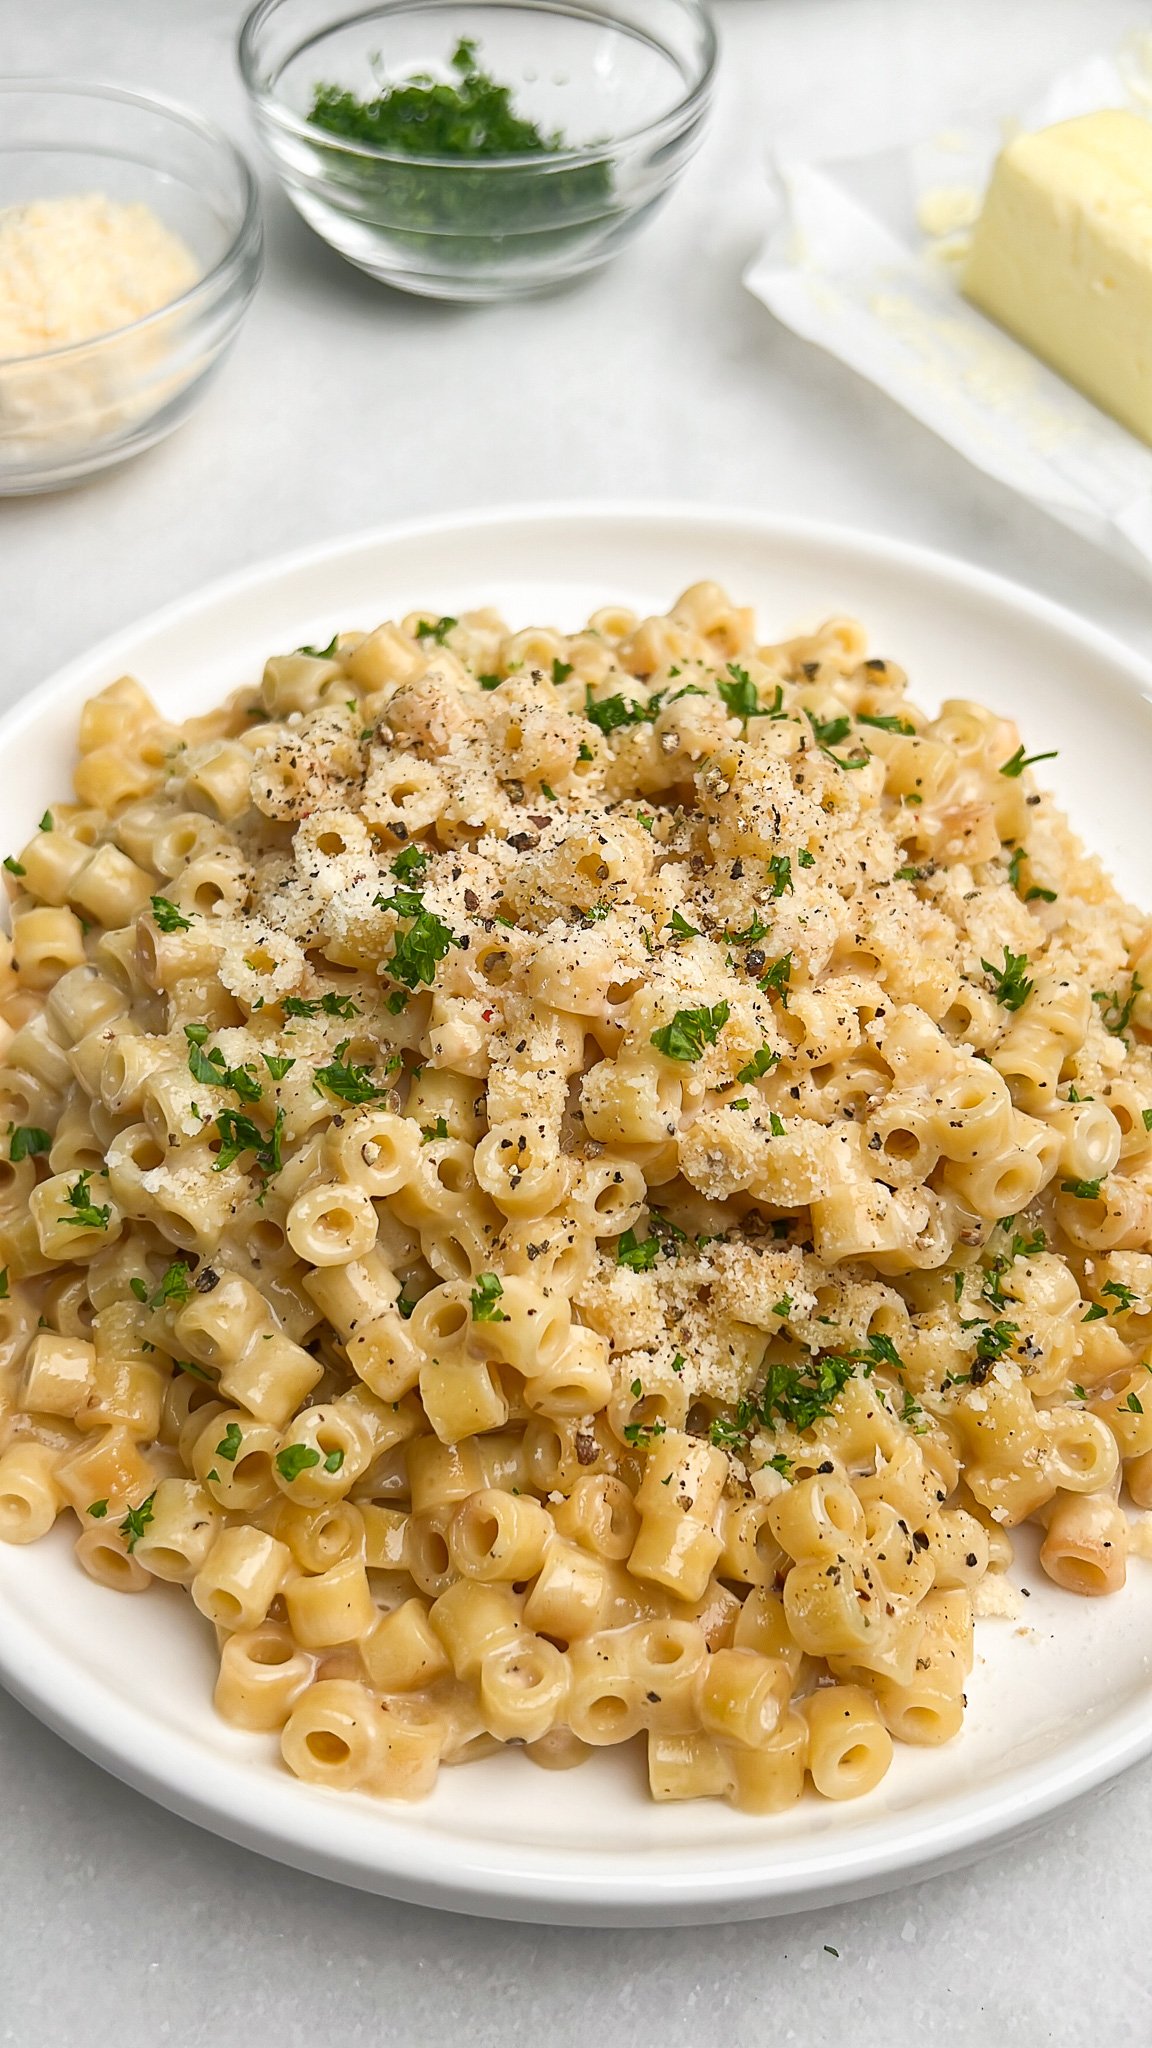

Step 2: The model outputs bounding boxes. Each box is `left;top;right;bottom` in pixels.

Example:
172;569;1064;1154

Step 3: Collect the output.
4;504;1152;1927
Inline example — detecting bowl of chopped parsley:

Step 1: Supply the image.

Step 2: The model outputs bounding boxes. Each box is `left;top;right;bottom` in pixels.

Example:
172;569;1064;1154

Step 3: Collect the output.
239;0;716;299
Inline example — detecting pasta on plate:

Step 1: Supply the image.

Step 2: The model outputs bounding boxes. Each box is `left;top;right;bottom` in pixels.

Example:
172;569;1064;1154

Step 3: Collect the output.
1;581;1150;1813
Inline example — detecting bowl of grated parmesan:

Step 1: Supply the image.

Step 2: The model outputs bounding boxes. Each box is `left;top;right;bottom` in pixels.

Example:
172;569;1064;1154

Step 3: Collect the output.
0;79;263;492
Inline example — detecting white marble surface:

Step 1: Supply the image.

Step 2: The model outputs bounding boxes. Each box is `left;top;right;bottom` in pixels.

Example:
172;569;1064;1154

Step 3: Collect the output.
2;0;1152;2039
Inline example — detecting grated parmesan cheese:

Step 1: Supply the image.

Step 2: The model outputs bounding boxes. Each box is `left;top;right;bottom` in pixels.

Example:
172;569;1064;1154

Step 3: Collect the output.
0;193;199;361
972;1574;1023;1620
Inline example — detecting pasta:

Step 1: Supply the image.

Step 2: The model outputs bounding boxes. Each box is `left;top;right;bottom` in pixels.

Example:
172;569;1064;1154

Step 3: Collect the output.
1;582;1151;1815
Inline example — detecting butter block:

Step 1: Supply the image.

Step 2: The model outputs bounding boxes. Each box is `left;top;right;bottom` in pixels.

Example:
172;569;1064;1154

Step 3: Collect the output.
964;110;1152;445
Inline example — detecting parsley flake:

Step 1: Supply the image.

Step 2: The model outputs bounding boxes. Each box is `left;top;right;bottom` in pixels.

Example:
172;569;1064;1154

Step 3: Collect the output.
982;946;1034;1013
314;1042;389;1105
8;1124;50;1163
737;1044;780;1084
61;1171;110;1231
1000;745;1058;779
150;895;192;933
216;1422;244;1462
276;1444;321;1482
616;1228;662;1271
415;616;457;645
119;1492;156;1551
470;1272;507;1321
651;1002;730;1062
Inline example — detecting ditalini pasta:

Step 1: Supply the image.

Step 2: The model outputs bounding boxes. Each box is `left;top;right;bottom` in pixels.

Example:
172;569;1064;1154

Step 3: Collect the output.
0;583;1149;1813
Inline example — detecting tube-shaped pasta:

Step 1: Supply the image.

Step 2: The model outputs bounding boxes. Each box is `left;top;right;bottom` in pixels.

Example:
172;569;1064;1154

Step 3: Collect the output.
449;1487;554;1582
191;1525;291;1631
802;1684;894;1799
1039;1491;1128;1596
215;1624;315;1731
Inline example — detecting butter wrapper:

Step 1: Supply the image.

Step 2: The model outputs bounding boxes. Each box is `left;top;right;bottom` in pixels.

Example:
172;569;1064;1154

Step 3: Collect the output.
744;42;1152;578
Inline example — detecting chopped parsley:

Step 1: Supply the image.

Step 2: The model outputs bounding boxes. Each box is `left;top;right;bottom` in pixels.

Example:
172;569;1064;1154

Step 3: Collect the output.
150;895;192;933
616;1228;662;1271
725;914;770;948
1127;1391;1145;1415
583;686;658;734
8;1124;50;1163
276;1444;321;1482
314;1042;389;1105
805;709;869;769
415;616;457;645
185;1026;262;1104
551;659;574;685
61;1171;110;1231
767;854;793;898
262;1053;296;1082
710;1354;860;1447
213;1108;285;1179
900;1389;927;1434
1092;975;1143;1038
758;953;793;1005
283;991;361;1021
1062;1177;1103;1201
974;1320;1019;1368
667;910;700;940
857;711;915;734
391;845;428;885
862;1332;905;1372
2;856;24;876
981;946;1033;1013
999;745;1058;778
0;1270;8;1300
216;1422;244;1463
297;634;340;659
797;848;815;868
131;1259;193;1312
87;1500;108;1519
386;903;458;989
651;1001;730;1061
37;810;52;831
805;709;851;748
623;1418;668;1447
422;1116;450;1143
717;664;759;720
470;1272;507;1321
737;1044;780;1084
119;1492;156;1551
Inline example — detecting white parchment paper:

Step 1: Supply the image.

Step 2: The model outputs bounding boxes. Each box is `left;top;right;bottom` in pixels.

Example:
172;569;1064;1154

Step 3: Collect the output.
744;41;1152;577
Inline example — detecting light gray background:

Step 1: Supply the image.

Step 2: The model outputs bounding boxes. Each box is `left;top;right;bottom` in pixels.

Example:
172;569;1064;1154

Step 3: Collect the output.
2;1;1151;2041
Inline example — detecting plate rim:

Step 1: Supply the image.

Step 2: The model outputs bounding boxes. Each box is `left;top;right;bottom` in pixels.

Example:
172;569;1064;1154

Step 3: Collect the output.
4;497;1152;1925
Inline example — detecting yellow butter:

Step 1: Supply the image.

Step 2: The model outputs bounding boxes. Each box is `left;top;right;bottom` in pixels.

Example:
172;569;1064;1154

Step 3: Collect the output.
964;109;1152;445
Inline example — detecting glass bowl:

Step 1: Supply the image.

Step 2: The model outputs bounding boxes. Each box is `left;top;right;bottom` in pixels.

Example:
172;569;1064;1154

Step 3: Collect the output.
0;81;263;495
238;0;716;301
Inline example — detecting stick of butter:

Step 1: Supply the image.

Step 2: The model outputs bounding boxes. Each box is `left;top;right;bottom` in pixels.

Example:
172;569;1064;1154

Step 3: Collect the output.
964;109;1152;446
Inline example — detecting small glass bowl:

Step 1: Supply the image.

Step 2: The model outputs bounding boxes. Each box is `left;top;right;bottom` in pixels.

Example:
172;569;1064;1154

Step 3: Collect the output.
0;81;263;494
238;0;716;301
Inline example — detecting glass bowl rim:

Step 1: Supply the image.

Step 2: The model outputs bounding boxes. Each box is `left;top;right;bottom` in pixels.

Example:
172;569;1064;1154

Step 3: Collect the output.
237;0;718;172
0;76;263;371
